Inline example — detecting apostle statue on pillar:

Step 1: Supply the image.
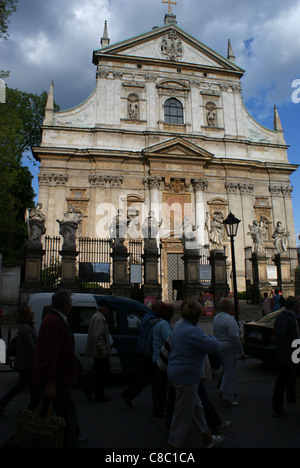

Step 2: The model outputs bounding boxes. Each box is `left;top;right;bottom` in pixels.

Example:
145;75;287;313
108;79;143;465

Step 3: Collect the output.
57;206;83;249
248;219;264;254
181;215;197;251
25;203;46;246
109;209;129;250
272;221;289;254
142;211;161;251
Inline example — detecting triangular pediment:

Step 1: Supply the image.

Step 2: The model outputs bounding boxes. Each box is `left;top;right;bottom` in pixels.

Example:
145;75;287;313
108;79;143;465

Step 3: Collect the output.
93;24;244;75
142;137;214;161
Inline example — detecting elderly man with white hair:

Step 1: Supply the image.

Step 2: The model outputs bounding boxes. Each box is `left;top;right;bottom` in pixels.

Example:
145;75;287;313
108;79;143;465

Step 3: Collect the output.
214;298;245;406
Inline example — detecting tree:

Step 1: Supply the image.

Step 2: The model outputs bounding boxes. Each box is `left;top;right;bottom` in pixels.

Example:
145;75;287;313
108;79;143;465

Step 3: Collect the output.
0;0;18;78
0;87;58;261
0;0;17;40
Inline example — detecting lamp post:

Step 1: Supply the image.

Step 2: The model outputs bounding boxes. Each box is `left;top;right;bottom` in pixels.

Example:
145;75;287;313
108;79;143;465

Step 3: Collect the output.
224;212;241;322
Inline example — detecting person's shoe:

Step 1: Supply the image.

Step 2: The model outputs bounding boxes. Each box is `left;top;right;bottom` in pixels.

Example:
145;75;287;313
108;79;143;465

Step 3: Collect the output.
122;392;132;408
212;421;231;431
223;399;239;407
205;434;225;448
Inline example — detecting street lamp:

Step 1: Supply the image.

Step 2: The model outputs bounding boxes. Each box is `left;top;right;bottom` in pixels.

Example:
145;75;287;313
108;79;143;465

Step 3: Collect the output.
224;212;241;322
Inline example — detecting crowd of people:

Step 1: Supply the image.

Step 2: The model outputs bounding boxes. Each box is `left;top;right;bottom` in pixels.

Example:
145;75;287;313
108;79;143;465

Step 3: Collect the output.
1;289;300;448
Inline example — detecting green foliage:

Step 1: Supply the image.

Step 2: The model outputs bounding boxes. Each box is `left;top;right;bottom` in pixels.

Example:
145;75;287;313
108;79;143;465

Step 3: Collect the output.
0;0;18;40
0;87;57;261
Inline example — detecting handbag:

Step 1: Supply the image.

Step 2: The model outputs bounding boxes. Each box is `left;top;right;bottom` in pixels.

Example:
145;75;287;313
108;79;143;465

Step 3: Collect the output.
157;337;171;371
13;396;65;448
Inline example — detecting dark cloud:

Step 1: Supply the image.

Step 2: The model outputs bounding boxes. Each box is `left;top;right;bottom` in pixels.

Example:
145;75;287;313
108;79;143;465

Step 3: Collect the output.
2;0;300;111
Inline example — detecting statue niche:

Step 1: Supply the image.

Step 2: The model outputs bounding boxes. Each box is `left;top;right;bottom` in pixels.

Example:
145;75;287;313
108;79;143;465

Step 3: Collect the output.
127;93;140;120
206;102;217;127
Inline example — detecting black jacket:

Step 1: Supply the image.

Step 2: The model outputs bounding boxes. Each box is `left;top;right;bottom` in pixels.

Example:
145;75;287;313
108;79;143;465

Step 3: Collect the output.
274;309;300;366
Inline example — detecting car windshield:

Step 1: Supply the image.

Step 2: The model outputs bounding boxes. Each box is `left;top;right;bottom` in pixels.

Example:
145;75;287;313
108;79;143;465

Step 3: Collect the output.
257;309;284;324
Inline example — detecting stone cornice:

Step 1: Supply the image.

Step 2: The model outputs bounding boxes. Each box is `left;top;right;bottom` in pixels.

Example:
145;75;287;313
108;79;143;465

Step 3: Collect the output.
32;146;297;178
37;125;290;151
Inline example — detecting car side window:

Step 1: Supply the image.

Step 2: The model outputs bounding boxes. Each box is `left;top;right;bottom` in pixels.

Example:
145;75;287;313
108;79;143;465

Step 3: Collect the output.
68;306;96;334
126;309;143;335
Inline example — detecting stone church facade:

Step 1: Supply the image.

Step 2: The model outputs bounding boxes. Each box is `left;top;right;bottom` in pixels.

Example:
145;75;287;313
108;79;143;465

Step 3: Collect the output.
33;13;298;301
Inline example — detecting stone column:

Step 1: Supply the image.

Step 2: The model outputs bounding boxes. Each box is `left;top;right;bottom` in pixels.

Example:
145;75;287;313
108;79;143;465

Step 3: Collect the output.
59;247;79;289
143;176;162;224
274;253;295;297
181;247;202;301
251;252;270;304
109;211;131;298
141;212;162;300
209;250;229;306
24;244;45;289
192;179;208;246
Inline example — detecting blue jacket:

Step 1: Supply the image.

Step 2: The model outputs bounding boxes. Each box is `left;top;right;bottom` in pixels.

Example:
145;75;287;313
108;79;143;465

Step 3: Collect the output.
167;319;218;385
136;310;157;355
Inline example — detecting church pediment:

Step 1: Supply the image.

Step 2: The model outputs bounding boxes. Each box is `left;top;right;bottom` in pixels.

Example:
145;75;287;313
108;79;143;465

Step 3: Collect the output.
142;137;214;162
93;24;244;76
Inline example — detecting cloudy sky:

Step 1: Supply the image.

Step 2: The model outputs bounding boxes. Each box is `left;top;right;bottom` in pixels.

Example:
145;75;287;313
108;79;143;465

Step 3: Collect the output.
1;0;300;237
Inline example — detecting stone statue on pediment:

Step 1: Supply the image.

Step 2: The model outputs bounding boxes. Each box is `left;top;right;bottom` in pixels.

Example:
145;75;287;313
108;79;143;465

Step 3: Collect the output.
248;219;264;254
56;206;83;249
181;215;197;250
26;203;46;246
109;209;129;250
209;212;224;250
142;211;161;250
273;221;289;254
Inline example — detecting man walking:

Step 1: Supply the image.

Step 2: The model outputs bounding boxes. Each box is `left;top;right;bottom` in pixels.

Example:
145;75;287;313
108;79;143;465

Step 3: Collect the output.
85;300;112;402
33;289;79;448
272;296;300;417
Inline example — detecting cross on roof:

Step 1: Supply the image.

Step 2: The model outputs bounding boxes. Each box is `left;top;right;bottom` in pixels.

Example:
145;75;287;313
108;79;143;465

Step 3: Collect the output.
162;0;177;15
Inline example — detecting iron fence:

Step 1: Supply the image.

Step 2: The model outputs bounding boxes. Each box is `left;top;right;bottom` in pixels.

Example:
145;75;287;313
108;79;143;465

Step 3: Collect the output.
42;236;62;289
77;237;112;290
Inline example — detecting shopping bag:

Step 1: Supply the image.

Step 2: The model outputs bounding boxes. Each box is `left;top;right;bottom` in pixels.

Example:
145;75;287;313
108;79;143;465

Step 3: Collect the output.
13;397;65;448
157;337;171;371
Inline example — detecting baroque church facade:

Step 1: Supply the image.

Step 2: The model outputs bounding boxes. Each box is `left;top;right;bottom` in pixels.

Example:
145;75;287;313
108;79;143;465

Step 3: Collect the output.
33;10;298;300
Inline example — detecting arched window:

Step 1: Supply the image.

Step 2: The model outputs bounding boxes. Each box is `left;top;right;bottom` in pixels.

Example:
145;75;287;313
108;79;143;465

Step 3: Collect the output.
164;98;184;124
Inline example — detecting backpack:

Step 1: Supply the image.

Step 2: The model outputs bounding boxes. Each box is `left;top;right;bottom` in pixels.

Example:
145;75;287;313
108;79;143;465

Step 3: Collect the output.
144;318;162;357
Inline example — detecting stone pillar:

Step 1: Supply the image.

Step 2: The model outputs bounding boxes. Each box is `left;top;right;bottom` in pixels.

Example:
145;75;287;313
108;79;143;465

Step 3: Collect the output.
209;250;229;306
110;244;131;298
274;253;295;297
192;179;208;246
251;252;270;304
24;245;45;287
142;247;162;300
59;247;79;289
181;248;202;301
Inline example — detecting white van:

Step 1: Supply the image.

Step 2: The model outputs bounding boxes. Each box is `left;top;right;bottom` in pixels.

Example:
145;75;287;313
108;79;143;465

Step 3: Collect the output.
28;292;97;373
28;292;149;374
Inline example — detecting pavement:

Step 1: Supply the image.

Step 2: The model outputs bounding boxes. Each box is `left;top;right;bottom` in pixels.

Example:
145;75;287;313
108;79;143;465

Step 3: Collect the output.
1;344;300;449
1;303;300;450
